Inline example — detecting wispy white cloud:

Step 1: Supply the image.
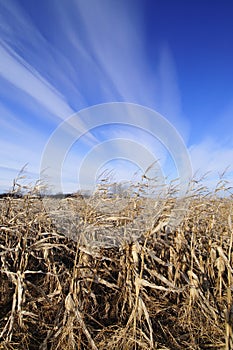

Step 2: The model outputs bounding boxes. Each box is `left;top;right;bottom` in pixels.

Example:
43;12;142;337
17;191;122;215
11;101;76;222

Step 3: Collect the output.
189;139;233;173
0;137;41;192
61;0;181;116
0;0;86;107
189;138;233;191
0;42;74;120
0;0;99;193
156;45;190;141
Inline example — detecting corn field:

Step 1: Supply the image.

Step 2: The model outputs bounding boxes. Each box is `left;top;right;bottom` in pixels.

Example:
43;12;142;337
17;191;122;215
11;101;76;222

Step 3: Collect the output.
0;175;233;349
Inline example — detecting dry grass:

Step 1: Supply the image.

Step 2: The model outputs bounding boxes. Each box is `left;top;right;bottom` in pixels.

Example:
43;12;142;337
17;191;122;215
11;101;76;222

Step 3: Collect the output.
0;175;233;349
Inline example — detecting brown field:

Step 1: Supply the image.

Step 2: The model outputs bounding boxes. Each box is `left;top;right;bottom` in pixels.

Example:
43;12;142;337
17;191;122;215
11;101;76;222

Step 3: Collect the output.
0;184;233;349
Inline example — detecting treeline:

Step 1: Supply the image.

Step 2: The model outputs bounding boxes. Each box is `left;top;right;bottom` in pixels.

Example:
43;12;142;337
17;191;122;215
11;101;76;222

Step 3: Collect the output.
0;192;87;199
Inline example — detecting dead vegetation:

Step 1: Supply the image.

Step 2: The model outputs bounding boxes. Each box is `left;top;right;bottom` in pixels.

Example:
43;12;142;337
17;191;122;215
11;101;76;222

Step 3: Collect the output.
0;174;233;349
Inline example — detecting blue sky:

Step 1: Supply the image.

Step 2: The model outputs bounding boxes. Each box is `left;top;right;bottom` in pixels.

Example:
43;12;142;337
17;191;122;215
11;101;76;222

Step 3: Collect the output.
0;0;233;193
